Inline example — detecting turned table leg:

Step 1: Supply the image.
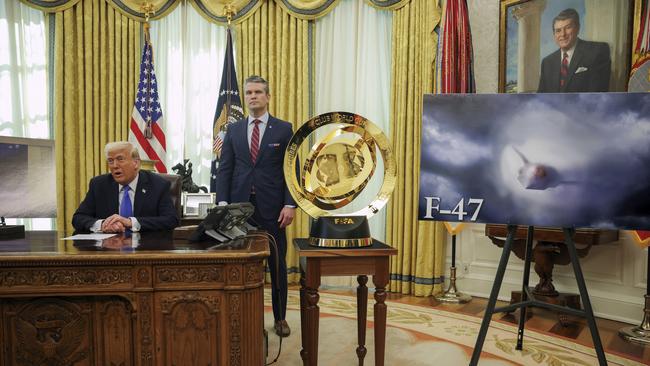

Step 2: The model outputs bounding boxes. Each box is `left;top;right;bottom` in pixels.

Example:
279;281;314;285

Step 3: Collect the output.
373;258;389;366
356;275;368;365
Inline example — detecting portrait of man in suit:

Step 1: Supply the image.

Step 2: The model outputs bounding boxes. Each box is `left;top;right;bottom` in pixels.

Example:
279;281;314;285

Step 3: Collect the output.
215;75;295;337
537;8;611;93
72;141;179;233
501;0;631;93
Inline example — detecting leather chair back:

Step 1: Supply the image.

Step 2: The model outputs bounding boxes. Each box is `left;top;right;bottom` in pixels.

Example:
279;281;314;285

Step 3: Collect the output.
157;173;182;218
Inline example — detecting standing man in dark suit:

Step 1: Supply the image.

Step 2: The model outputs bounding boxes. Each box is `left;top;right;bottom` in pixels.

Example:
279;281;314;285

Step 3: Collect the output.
72;141;179;233
215;75;296;337
537;8;611;93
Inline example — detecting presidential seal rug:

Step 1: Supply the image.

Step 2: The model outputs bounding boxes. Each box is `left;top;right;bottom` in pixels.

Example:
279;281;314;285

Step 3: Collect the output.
264;289;646;365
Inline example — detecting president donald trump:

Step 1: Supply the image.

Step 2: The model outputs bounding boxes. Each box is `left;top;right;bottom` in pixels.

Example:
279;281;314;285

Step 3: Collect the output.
215;75;295;337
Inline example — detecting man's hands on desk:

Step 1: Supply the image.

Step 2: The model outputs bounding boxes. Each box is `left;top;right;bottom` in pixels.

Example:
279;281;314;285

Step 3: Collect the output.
101;214;133;233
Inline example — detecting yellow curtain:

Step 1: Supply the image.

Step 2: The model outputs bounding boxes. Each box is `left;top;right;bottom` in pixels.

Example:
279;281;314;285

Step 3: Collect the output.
386;0;445;296
54;0;140;234
234;1;311;283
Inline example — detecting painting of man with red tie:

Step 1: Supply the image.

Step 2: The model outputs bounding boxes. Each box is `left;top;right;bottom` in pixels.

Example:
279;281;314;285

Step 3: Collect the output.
499;0;634;94
537;8;611;93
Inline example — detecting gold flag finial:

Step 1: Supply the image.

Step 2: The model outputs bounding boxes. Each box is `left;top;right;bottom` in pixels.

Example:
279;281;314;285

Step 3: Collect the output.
224;4;236;25
141;1;155;23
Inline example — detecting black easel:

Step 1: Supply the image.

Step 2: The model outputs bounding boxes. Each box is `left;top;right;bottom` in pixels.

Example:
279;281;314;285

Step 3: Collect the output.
469;225;607;366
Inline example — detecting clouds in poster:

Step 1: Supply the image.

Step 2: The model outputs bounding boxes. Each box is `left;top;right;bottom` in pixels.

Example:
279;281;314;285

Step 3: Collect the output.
418;93;650;230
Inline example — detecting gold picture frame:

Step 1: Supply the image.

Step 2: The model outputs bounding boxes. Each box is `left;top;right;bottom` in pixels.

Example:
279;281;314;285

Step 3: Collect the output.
498;0;641;93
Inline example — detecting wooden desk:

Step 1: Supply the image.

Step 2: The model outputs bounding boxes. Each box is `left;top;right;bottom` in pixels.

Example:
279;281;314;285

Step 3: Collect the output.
0;231;269;366
180;216;203;226
294;239;397;366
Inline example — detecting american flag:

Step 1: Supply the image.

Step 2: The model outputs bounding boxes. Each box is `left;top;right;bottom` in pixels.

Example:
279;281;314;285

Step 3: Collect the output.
210;27;243;192
128;36;167;173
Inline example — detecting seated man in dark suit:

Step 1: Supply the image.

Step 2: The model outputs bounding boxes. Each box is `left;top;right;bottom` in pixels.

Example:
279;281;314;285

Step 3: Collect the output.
72;141;179;233
537;8;610;93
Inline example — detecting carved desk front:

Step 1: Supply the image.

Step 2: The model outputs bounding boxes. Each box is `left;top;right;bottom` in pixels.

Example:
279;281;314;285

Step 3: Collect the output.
0;231;269;366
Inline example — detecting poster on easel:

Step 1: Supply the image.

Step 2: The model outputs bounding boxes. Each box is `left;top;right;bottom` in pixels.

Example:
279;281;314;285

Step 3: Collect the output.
418;92;650;230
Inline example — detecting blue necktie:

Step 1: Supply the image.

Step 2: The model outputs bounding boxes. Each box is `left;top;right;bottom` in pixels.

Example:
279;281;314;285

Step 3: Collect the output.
120;186;133;218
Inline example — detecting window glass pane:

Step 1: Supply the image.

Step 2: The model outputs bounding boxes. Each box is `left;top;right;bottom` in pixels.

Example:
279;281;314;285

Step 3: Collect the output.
0;1;53;230
0;0;47;139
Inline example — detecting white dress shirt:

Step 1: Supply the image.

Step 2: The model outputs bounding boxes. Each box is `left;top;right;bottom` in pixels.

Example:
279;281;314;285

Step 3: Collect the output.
561;43;577;67
247;112;269;149
91;174;142;232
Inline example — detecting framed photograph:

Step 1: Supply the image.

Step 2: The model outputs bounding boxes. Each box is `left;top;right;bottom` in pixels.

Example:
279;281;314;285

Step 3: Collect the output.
182;192;216;217
499;0;639;93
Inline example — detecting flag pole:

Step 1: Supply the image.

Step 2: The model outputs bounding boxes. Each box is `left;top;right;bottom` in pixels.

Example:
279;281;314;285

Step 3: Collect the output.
141;2;154;139
129;0;167;173
209;4;244;192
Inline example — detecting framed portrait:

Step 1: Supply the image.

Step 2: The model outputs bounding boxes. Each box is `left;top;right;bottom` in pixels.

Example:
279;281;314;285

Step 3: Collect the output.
499;0;641;93
182;192;216;217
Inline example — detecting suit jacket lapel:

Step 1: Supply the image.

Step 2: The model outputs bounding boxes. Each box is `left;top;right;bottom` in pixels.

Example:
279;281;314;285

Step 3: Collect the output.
134;171;148;216
108;178;120;215
550;50;562;91
238;119;253;165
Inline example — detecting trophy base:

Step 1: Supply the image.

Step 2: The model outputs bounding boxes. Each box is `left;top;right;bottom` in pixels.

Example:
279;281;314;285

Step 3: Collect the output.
309;216;372;248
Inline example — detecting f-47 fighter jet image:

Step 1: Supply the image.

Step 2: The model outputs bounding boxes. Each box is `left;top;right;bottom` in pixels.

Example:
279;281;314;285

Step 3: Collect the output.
512;146;576;190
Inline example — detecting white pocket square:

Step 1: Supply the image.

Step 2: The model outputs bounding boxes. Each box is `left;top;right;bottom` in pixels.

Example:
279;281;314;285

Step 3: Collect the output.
575;67;588;74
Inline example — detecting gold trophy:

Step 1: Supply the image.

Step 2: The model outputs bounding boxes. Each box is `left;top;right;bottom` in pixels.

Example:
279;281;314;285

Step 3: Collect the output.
284;112;396;247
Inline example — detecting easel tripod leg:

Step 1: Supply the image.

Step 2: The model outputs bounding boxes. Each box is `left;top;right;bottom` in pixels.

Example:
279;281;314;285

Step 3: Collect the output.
564;228;607;366
470;225;517;366
516;226;535;350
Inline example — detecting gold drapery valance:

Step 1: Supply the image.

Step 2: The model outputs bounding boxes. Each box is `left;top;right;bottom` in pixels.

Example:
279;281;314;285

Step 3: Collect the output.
364;0;410;11
107;0;180;20
275;0;341;19
22;0;413;24
189;0;263;25
190;0;342;24
18;0;81;12
20;0;180;20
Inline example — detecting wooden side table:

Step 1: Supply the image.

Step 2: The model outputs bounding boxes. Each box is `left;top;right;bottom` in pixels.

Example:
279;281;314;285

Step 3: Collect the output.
293;239;397;366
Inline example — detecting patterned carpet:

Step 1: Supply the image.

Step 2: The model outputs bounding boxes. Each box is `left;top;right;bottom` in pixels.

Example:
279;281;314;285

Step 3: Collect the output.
264;289;646;366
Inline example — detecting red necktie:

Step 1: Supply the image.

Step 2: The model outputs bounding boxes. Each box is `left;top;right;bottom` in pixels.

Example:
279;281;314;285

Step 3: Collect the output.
250;119;261;163
560;52;568;88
